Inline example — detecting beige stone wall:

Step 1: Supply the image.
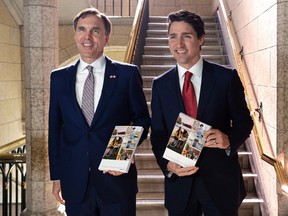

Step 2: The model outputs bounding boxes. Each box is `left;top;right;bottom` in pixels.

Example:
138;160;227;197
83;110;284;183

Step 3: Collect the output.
217;0;288;215
149;0;214;16
0;0;23;147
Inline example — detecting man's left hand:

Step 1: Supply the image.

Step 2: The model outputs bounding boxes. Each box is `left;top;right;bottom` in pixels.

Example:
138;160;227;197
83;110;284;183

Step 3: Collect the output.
204;128;230;149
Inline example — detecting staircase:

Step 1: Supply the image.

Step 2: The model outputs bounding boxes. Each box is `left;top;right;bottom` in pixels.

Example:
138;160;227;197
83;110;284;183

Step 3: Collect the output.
135;16;263;216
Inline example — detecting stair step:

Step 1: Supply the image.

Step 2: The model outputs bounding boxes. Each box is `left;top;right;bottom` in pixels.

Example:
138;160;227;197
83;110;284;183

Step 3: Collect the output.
142;55;227;65
136;193;168;216
143;88;151;101
144;45;226;55
137;164;257;193
147;29;222;38
136;193;262;216
142;76;155;88
135;151;159;170
138;135;151;149
148;22;220;30
149;16;217;23
145;37;223;46
137;192;263;202
141;65;172;76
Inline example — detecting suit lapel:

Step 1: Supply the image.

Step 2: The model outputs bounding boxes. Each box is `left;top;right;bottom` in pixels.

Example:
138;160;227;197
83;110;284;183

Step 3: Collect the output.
91;57;117;126
65;60;89;125
167;67;186;113
197;60;216;120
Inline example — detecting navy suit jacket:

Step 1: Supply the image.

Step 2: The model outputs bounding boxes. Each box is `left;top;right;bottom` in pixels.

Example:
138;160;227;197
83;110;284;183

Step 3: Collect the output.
48;57;150;204
150;60;253;215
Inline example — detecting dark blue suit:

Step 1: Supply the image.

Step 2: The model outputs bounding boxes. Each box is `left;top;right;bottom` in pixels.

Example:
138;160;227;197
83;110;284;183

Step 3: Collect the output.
48;57;150;212
150;60;253;215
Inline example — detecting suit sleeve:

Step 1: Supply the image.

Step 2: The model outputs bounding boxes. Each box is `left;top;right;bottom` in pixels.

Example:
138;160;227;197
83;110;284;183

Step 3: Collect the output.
150;79;170;173
128;66;151;144
48;72;62;180
226;70;253;156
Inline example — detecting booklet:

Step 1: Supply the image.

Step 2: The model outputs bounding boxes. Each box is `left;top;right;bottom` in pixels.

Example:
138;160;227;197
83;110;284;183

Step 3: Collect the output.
98;125;144;173
163;112;211;167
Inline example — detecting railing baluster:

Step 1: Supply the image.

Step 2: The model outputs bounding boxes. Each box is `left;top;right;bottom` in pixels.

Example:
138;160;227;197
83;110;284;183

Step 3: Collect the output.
120;0;122;16
94;0;136;16
2;166;8;216
112;0;115;16
21;174;26;211
15;167;19;216
9;168;12;216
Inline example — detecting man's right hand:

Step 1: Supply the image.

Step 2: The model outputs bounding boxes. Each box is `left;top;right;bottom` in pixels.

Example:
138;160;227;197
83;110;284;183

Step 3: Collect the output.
52;180;65;204
167;161;199;177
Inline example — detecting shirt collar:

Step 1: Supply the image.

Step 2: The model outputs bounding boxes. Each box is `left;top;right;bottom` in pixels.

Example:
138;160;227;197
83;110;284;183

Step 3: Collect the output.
79;55;106;73
178;57;203;79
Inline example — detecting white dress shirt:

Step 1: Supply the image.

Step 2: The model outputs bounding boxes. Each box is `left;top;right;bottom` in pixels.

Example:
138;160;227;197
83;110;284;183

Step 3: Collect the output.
75;55;106;112
177;57;203;104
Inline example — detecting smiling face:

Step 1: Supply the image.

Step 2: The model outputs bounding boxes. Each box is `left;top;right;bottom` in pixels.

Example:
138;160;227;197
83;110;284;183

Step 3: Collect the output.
74;14;109;64
168;21;205;70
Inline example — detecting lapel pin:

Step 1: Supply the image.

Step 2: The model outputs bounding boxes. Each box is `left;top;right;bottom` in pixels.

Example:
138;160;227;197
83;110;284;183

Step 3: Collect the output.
110;75;116;79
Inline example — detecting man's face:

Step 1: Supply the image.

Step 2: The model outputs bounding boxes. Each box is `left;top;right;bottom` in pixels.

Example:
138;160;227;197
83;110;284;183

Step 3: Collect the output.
74;14;109;64
168;21;204;69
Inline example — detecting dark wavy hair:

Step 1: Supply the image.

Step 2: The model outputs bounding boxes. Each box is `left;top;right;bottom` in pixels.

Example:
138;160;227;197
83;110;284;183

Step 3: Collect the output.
167;10;205;39
73;7;112;35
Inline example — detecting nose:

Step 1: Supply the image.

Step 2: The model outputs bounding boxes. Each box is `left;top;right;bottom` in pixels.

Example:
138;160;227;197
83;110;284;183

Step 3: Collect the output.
176;37;184;47
84;30;92;38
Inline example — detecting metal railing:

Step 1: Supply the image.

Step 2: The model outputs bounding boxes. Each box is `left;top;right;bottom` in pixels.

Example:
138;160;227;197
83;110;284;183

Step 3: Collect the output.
0;137;26;216
93;0;138;16
217;0;288;194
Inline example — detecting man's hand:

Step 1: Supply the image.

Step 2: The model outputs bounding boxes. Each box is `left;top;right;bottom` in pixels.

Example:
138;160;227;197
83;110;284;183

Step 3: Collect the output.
103;170;125;176
52;180;65;204
102;156;136;176
204;128;230;149
167;161;199;177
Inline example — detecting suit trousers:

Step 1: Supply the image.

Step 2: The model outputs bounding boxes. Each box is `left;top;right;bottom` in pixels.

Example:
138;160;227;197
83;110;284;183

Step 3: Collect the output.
65;170;136;216
169;176;238;216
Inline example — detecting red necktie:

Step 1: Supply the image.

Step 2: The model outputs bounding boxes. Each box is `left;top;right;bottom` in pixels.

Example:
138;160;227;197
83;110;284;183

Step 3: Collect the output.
182;71;197;118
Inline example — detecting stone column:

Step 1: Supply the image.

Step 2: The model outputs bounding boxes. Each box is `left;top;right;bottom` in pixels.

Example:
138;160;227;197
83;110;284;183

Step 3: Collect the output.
277;1;288;215
21;0;63;215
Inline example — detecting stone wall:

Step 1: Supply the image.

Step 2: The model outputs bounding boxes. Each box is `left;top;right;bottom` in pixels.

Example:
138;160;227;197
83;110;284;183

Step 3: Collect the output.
0;0;24;147
149;0;214;16
216;0;288;215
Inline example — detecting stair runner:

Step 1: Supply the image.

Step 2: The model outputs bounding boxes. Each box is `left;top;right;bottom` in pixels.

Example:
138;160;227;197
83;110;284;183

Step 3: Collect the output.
135;16;263;216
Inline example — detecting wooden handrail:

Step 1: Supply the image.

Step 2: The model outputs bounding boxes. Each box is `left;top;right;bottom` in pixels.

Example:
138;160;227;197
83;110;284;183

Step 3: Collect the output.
0;136;25;155
124;0;146;63
0;153;26;162
218;0;288;194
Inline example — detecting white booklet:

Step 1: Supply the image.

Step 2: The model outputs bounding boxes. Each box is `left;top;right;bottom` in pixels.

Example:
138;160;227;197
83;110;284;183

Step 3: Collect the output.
98;125;143;173
163;112;211;167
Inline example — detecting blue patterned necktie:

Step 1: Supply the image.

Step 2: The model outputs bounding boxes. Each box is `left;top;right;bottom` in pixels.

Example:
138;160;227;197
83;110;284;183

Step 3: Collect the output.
82;65;94;125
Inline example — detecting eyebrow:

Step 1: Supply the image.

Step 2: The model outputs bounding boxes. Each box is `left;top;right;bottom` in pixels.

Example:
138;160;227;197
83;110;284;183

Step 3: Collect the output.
77;25;102;31
168;32;192;36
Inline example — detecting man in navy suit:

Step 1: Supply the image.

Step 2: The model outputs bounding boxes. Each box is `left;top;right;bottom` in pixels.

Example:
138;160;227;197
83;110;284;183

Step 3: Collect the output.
48;8;150;216
150;10;253;216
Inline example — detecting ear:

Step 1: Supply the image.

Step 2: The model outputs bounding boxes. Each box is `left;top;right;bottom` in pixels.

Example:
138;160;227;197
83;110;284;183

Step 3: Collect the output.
199;36;205;47
105;35;110;44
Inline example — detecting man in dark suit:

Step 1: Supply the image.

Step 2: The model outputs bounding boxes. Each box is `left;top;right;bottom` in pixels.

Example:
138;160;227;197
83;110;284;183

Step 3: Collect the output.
150;10;253;216
48;8;150;216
